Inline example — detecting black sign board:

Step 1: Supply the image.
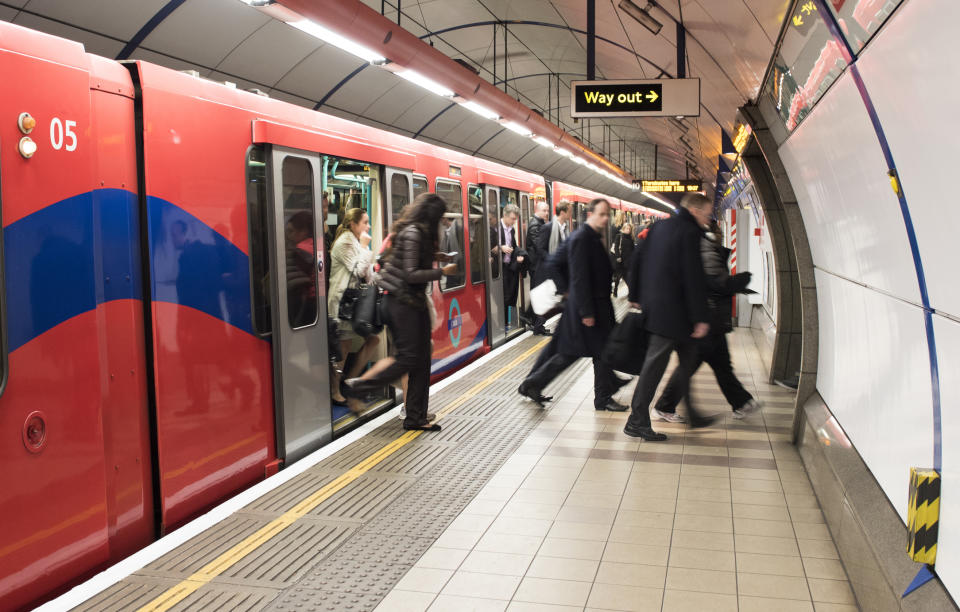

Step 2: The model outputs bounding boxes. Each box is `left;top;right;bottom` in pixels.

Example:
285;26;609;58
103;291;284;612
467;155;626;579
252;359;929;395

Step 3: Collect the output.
570;78;700;118
633;179;703;193
574;83;663;115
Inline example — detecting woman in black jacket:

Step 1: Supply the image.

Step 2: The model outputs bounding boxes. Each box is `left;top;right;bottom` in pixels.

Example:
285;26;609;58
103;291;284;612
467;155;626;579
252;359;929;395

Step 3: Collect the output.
343;193;457;431
610;223;634;297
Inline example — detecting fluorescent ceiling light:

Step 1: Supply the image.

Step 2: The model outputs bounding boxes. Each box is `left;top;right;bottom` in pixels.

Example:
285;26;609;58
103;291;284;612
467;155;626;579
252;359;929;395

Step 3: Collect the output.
290;19;385;63
503;121;533;137
238;0;273;5
642;191;677;210
460;101;499;120
533;136;555;149
618;0;663;36
557;148;575;159
397;69;454;97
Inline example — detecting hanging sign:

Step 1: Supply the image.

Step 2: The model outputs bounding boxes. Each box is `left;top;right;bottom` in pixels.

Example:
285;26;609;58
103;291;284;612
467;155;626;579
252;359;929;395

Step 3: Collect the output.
633;179;703;193
570;78;700;118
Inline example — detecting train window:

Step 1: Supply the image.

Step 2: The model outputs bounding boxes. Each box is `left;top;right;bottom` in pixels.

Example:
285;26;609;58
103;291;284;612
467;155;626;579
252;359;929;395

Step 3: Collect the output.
390;173;410;225
246;145;271;337
412;175;428;198
468;185;485;285
282;156;319;330
487;189;501;281
436;180;465;292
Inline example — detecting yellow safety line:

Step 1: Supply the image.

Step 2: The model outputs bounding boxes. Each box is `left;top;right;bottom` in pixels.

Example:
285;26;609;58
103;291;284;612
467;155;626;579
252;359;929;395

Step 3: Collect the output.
136;337;548;611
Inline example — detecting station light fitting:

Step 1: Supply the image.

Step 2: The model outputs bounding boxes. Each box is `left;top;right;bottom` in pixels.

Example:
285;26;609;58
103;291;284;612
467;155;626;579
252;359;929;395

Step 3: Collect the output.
503;121;533;137
396;69;454;97
618;0;663;36
533;136;555;149
290;19;386;63
460;101;500;120
238;0;274;6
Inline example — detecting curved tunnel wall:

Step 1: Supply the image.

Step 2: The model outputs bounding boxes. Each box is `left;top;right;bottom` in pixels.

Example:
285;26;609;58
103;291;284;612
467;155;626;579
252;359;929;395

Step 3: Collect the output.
772;0;960;596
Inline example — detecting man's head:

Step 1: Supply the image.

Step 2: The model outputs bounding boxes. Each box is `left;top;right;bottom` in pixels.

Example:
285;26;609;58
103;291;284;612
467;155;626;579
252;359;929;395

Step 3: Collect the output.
585;198;610;232
680;192;713;229
555;200;571;222
535;201;549;220
502;204;520;227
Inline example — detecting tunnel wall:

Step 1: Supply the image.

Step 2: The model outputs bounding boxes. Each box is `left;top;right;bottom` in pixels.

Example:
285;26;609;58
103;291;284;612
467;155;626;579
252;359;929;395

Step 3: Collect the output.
775;0;960;596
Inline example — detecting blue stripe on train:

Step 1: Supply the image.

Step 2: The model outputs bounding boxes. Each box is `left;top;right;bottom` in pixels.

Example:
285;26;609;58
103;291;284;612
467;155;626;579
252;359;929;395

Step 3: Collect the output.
146;196;253;335
5;189;142;352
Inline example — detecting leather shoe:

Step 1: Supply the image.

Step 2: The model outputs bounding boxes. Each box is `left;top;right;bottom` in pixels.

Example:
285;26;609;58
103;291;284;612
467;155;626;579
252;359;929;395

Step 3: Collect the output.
533;327;552;336
623;425;668;441
518;383;552;407
597;400;629;412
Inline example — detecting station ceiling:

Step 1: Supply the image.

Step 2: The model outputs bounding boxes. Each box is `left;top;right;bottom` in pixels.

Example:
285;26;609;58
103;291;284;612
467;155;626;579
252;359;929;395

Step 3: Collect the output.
0;0;790;203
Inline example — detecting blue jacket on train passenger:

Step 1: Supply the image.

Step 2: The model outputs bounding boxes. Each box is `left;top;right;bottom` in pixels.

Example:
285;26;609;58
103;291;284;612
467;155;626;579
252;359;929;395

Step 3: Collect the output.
556;223;616;359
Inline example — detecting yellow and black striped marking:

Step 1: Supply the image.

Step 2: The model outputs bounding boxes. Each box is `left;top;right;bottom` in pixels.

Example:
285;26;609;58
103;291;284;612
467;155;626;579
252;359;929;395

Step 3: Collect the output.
907;467;940;565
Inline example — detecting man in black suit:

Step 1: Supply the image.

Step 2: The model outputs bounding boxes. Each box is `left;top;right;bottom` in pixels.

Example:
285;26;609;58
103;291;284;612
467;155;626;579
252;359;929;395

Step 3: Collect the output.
532;200;571;286
498;204;525;323
623;192;716;441
518;198;626;412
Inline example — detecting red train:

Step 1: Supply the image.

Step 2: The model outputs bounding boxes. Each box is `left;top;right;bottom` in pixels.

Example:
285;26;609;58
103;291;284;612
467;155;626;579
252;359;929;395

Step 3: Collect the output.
0;21;665;610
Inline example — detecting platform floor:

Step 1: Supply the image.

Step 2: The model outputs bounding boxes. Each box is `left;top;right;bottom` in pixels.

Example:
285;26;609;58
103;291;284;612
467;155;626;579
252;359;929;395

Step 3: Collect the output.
67;327;857;612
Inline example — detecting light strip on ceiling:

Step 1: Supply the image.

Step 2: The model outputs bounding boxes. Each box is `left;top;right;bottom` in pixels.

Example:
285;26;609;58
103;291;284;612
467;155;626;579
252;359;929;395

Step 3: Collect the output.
460;101;500;120
289;19;385;64
533;136;555;149
397;69;455;97
503;121;533;137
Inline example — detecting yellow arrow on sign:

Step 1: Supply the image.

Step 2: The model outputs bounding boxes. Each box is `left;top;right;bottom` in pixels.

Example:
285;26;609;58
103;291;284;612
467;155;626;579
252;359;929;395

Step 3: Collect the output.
646;90;659;103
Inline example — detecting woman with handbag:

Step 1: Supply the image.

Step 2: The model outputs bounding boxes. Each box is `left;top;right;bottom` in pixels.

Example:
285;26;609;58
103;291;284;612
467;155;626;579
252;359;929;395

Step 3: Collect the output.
343;193;457;431
611;222;633;297
328;208;380;406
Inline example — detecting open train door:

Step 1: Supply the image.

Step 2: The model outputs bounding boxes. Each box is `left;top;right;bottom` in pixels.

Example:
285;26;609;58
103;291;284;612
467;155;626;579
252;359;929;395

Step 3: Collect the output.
267;146;332;464
482;185;508;347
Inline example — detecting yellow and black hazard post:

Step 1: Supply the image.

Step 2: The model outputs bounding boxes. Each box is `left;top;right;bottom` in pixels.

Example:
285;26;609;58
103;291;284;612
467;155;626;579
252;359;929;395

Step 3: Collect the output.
907;468;941;565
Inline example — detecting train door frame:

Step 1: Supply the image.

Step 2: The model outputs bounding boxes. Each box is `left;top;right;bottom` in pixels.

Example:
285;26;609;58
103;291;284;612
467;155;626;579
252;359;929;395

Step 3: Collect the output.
481;184;507;347
385;167;414;230
267;145;332;464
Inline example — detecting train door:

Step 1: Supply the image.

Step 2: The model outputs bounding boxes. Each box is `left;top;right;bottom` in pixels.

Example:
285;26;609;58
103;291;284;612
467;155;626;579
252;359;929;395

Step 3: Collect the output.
482;185;507;347
267;146;332;463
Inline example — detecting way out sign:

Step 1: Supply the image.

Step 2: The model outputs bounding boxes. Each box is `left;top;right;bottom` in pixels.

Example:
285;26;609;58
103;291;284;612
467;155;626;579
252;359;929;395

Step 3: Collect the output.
570;78;700;118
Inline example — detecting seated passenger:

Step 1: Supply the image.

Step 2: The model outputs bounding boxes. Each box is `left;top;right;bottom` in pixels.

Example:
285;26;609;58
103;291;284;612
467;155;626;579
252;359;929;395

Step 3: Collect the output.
328;208;380;406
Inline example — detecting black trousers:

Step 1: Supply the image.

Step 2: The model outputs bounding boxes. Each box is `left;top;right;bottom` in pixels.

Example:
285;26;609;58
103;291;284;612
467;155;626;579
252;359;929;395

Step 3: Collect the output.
625;333;704;429
359;296;432;426
654;332;753;412
611;267;626;296
523;348;617;408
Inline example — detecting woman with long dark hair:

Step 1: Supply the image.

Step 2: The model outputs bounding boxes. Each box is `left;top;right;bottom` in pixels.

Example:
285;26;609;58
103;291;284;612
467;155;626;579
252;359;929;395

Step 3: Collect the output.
342;193;457;431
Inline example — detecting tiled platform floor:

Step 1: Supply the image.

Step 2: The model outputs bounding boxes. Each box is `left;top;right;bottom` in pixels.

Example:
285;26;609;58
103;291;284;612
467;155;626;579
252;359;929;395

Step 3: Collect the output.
374;329;858;612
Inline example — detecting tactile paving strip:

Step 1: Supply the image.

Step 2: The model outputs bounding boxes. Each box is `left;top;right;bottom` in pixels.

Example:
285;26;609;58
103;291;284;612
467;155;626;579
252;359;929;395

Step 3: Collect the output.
74;336;589;612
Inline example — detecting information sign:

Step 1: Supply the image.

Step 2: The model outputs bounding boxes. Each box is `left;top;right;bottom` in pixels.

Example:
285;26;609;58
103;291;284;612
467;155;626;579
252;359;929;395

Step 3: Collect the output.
633;179;703;193
571;78;700;118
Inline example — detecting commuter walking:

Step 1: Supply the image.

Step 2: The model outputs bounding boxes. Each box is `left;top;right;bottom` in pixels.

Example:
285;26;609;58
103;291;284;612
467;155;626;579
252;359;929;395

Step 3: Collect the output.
343;193;458;431
532;200;571;285
610;222;634;297
623;193;716;441
525;201;550;335
518;198;627;412
653;223;761;418
328;208;381;406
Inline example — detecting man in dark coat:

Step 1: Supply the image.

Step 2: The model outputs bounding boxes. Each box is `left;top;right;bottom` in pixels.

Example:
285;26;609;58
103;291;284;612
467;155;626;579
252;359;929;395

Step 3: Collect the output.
653;224;759;417
518;198;626;412
623;193;715;441
533;200;570;286
525;201;550;334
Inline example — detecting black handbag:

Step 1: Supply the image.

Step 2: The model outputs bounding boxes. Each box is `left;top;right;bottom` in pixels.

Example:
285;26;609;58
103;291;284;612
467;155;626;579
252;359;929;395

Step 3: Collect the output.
338;286;360;321
601;309;648;375
351;283;384;337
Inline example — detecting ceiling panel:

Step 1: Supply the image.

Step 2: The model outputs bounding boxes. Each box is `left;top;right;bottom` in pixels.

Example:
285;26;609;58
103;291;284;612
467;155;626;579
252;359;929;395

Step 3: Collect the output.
141;0;267;68
216;19;320;87
11;12;124;59
23;0;167;41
